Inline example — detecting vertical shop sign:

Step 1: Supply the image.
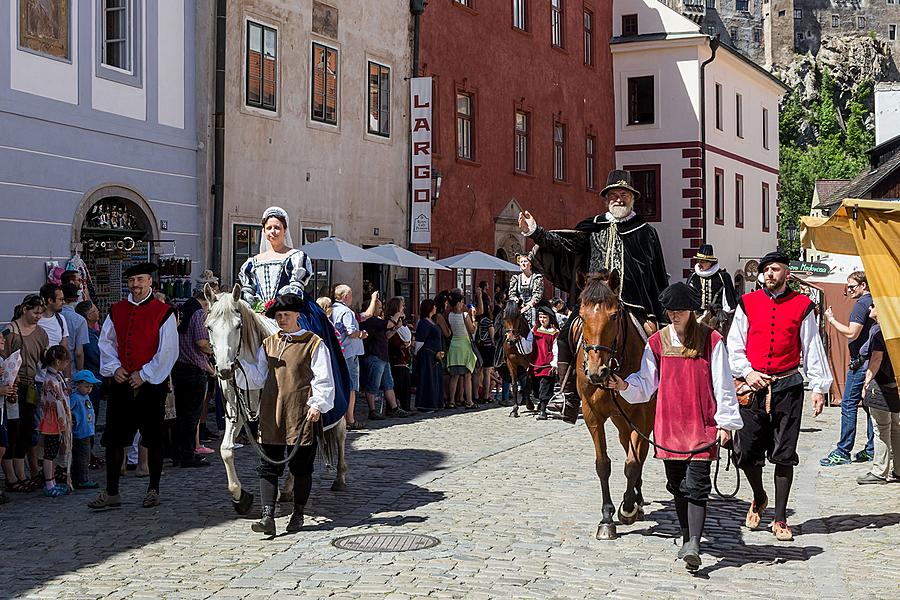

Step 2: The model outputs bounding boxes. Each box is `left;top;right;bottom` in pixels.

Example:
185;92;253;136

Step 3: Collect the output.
410;77;433;244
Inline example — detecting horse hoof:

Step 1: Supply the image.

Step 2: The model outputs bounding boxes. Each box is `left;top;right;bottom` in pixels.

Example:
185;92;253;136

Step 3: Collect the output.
596;523;618;540
233;489;254;515
330;479;347;492
618;510;638;526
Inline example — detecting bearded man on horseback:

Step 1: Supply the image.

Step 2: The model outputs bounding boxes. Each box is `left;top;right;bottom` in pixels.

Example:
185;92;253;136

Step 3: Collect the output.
519;169;670;424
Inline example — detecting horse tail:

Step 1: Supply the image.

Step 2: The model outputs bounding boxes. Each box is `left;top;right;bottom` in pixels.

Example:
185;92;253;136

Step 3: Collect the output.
318;420;342;471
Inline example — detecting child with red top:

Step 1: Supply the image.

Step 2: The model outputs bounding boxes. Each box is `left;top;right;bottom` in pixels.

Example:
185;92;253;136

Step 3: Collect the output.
608;283;742;571
38;345;73;497
527;306;559;421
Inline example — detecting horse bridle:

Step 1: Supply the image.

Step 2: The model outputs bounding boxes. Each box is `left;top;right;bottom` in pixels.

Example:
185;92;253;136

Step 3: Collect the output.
208;318;261;424
580;301;628;379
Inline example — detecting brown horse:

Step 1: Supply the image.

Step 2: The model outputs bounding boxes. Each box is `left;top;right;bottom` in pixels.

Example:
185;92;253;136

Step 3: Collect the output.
501;300;533;418
574;275;655;540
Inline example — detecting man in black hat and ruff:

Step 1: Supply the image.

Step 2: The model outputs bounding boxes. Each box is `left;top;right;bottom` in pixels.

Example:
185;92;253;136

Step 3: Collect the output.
89;262;178;510
518;169;669;423
727;251;832;541
686;244;737;318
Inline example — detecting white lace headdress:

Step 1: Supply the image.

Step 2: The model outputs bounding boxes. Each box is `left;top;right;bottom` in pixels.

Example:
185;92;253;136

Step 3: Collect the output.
260;206;294;253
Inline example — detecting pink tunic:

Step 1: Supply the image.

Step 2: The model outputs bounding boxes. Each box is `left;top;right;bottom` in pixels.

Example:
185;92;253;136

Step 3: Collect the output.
530;327;558;378
648;329;721;461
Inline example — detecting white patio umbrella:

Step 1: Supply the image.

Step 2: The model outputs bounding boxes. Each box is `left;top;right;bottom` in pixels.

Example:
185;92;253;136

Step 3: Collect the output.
437;250;520;272
299;236;400;265
368;244;449;270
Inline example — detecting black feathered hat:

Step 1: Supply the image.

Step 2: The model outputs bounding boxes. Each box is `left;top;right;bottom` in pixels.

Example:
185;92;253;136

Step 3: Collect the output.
757;250;791;273
534;304;559;328
658;282;701;311
123;262;158;278
600;169;641;199
264;293;305;318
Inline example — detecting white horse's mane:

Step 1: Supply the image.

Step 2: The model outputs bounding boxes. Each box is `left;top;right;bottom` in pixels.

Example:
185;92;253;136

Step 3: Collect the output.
206;292;269;354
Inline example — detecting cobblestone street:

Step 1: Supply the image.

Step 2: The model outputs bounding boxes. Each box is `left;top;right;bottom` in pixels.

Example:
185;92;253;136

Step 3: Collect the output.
1;399;898;600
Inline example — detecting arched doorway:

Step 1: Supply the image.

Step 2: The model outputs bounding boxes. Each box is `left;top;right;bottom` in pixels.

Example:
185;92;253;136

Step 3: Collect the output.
734;272;746;296
74;185;160;315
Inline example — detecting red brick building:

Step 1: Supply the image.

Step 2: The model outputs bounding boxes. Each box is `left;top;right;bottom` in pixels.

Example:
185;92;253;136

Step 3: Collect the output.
416;0;615;296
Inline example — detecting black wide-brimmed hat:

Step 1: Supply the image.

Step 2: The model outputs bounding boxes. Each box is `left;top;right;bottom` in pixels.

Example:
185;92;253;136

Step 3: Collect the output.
265;293;305;318
123;262;158;278
600;169;641;199
659;282;701;311
535;304;559;328
694;244;717;263
757;250;790;273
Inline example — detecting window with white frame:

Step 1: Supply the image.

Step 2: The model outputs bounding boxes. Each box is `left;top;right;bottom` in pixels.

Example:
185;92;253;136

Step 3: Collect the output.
418;253;437;300
515;111;529;173
102;0;132;71
715;83;723;130
832;14;839;27
762;107;769;150
367;61;391;137
513;0;527;30
736;93;743;138
553;122;566;181
891;24;898;41
457;92;474;160
858;16;866;29
627;76;655;125
584;9;594;65
551;0;564;47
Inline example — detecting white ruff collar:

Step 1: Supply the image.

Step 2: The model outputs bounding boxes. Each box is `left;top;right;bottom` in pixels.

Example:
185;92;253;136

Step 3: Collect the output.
694;262;720;278
604;210;637;224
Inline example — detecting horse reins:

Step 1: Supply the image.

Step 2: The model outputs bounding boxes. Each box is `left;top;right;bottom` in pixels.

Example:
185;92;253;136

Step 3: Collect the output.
578;307;741;499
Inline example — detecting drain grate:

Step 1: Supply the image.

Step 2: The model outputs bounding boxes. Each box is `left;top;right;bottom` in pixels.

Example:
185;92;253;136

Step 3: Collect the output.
332;533;440;553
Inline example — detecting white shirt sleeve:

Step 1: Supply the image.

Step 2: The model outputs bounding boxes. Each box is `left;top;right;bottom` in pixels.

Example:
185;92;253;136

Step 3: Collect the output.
800;310;833;394
551;337;559;369
139;314;179;385
726;305;754;378
236;345;269;390
98;316;121;377
308;342;335;413
620;343;659;405
520;330;534;355
712;340;743;430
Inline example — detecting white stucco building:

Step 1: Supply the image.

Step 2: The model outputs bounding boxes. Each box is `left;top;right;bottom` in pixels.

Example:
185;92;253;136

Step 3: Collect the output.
611;0;787;288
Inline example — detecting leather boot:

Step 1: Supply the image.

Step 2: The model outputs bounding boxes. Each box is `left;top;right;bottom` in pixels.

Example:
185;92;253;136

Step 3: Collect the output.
536;400;549;420
557;361;580;424
286;504;305;533
251;505;276;535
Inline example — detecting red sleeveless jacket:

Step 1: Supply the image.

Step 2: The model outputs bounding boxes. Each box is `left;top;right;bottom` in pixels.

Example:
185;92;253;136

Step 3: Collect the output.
110;297;173;373
740;289;813;375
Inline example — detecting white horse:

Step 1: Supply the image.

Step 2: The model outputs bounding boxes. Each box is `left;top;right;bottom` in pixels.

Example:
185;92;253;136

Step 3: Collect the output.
204;284;348;514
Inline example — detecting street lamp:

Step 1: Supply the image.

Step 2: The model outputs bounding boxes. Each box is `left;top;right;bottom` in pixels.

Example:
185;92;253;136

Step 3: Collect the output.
431;168;443;204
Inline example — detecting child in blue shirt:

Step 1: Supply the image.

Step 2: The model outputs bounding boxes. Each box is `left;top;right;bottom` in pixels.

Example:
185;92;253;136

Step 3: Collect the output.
70;370;100;489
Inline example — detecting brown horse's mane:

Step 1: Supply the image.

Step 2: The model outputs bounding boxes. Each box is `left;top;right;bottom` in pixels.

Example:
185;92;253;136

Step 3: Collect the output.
502;300;530;337
579;273;620;309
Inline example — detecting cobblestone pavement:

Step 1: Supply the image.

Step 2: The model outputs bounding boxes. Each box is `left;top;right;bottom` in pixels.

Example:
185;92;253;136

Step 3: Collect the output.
1;398;898;599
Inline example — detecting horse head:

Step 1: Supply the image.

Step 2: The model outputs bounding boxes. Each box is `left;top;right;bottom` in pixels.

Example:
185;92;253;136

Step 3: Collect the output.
502;300;528;345
205;283;248;379
579;271;623;386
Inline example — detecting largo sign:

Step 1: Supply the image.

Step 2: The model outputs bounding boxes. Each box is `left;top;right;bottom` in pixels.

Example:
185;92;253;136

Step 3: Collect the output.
410;77;433;244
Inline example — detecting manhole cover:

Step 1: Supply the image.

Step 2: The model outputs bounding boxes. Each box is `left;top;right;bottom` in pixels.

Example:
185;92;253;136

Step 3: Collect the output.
332;533;440;553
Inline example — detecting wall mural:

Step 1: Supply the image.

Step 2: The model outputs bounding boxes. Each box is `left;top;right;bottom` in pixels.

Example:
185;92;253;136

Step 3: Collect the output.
19;0;69;59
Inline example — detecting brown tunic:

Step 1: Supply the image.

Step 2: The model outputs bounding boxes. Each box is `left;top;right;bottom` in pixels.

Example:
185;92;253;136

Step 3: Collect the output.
259;331;322;446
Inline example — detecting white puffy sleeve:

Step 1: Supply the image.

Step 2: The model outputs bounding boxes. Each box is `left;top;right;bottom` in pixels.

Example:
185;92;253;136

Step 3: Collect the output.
620;343;659;405
308;341;335;413
236;345;269;391
711;340;742;431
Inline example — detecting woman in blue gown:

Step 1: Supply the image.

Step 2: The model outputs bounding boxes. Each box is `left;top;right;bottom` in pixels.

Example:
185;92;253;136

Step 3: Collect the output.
414;298;444;411
237;206;349;429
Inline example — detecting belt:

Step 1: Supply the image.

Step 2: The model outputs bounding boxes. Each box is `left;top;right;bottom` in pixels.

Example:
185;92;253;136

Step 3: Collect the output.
759;368;801;413
881;382;899;389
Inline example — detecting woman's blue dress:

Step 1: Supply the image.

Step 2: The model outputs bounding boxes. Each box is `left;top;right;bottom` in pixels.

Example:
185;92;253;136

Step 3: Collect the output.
414;317;443;410
238;249;349;429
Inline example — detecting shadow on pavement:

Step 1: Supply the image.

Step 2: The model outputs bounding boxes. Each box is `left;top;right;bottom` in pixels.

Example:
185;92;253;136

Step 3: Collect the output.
633;499;820;577
795;512;900;535
0;434;447;597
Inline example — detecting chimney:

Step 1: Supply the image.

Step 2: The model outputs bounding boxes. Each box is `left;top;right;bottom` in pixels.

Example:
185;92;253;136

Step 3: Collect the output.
874;82;900;145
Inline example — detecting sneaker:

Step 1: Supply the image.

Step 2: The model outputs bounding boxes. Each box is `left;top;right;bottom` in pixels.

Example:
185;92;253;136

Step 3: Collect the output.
195;445;215;455
368;411;386;421
385;407;410;418
88;490;122;510
854;450;874;463
43;485;67;498
857;472;887;485
819;450;852;467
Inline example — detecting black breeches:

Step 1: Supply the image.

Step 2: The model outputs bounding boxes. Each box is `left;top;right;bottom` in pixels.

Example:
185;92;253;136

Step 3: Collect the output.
257;441;318;507
663;460;712;503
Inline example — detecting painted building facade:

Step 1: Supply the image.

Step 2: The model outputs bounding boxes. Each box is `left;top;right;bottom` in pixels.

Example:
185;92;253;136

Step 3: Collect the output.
417;0;615;297
612;0;785;285
205;0;411;299
0;0;199;319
